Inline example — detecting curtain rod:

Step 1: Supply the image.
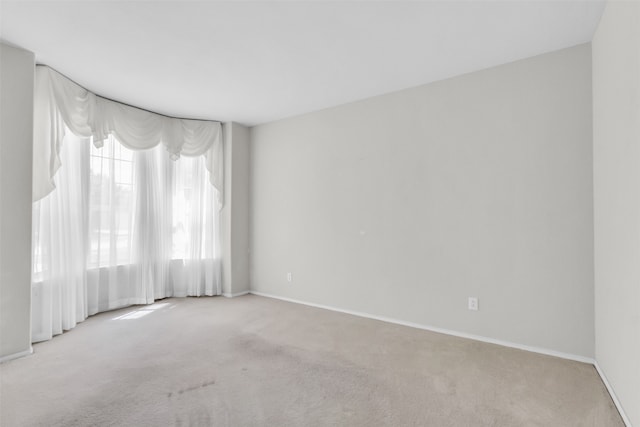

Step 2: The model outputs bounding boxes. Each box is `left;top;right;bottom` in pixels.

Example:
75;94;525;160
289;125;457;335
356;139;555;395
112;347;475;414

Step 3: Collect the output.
36;64;223;124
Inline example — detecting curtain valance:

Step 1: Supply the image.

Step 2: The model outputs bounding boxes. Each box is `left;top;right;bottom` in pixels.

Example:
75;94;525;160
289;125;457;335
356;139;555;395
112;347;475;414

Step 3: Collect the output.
33;66;224;207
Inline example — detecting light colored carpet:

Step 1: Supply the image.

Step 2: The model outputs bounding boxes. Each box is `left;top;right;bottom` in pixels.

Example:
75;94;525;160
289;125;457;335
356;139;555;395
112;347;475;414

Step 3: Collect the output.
0;295;623;426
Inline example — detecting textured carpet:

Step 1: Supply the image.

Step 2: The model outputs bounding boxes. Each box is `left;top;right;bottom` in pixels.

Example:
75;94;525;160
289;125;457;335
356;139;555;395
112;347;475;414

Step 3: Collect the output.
0;295;623;426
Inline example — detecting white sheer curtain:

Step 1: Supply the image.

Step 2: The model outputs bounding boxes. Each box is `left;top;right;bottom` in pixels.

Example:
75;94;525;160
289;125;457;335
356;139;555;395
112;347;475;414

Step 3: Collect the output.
31;134;89;338
32;131;221;342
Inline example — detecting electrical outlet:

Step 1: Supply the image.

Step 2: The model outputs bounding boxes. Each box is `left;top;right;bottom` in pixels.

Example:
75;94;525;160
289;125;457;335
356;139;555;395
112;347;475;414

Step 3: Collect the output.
468;297;478;311
287;272;292;282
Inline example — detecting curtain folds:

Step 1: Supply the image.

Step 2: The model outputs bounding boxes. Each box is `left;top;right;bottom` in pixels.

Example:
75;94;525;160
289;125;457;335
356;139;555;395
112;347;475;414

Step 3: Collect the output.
31;67;224;343
32;133;221;343
33;66;223;207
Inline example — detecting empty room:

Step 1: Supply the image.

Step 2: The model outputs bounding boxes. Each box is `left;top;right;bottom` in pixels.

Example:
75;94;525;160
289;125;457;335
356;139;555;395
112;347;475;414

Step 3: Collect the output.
0;0;638;426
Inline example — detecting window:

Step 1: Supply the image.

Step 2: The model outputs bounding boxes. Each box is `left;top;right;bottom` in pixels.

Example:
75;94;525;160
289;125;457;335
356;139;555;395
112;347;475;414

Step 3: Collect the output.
31;129;221;341
89;137;135;268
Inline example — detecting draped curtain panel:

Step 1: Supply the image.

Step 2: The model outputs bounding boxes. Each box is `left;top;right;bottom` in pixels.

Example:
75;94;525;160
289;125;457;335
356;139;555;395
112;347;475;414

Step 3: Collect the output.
33;66;223;208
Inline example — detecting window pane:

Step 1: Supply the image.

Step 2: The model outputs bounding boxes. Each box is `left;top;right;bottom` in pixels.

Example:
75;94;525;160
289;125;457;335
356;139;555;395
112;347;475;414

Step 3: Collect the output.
114;160;132;185
88;135;135;268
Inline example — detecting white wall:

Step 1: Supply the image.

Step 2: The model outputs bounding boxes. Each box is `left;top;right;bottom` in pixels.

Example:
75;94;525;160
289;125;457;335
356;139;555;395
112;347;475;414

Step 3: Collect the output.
593;2;640;425
250;44;594;358
0;43;35;361
230;123;251;295
221;122;251;297
221;124;233;296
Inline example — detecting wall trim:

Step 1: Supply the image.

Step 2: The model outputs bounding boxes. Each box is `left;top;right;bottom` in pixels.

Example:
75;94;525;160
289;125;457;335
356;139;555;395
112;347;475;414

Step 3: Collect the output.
0;346;33;364
223;290;250;298
594;361;633;426
249;291;594;363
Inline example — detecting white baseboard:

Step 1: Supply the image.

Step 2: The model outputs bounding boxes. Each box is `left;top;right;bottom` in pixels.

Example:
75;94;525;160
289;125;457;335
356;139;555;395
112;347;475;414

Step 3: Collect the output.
0;346;33;364
222;290;250;298
594;361;633;426
249;291;594;364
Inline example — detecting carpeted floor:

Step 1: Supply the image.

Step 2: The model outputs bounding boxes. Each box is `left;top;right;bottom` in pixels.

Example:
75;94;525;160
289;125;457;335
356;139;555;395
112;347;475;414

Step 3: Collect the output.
0;295;624;426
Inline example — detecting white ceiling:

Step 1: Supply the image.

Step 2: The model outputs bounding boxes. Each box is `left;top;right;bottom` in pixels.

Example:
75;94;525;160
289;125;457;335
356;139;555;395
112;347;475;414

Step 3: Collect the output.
1;1;605;126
